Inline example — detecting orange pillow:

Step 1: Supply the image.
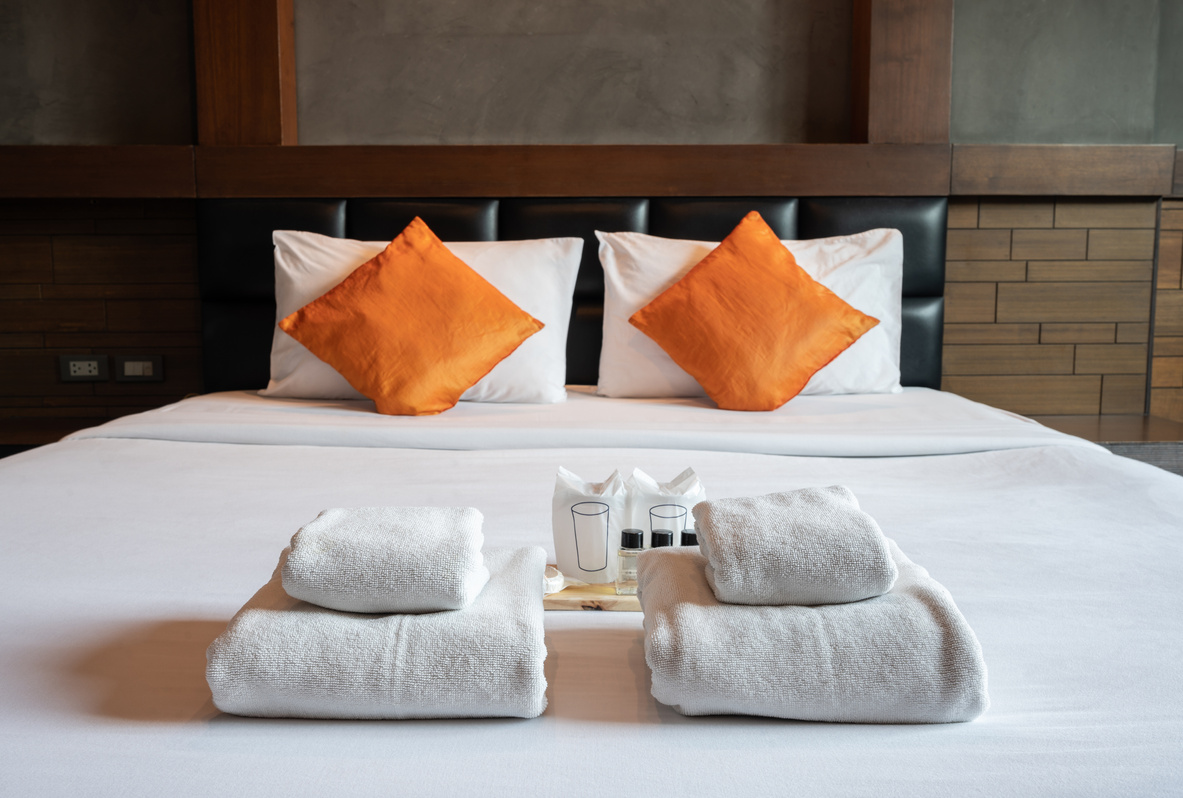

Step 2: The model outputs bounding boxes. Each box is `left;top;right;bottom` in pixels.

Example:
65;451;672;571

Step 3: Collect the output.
278;217;544;416
629;211;879;411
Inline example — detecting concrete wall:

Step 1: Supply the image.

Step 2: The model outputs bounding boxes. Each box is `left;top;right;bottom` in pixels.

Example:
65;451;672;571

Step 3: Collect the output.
293;0;851;145
0;1;192;145
0;0;1177;148
951;0;1174;144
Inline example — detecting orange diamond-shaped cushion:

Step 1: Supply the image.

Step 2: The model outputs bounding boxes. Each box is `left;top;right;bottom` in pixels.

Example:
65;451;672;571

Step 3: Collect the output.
279;217;544;416
629;211;878;411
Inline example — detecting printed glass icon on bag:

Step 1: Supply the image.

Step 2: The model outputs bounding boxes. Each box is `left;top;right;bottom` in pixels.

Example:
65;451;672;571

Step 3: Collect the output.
571;501;611;572
649;504;688;536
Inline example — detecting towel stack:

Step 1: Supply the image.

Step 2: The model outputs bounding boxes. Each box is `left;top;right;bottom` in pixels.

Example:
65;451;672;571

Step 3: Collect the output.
206;507;548;720
637;487;989;724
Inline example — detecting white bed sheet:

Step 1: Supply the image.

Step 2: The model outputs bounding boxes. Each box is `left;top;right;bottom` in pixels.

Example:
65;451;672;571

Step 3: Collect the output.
3;397;1183;796
65;386;1099;457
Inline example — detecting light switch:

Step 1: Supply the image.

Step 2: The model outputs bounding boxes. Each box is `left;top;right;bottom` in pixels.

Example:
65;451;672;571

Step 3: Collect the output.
114;355;164;382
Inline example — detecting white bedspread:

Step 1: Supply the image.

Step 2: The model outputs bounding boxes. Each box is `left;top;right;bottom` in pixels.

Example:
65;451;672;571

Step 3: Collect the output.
65;386;1098;457
3;393;1181;796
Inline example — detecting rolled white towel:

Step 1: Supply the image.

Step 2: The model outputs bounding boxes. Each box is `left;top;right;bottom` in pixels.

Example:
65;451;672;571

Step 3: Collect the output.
637;543;988;724
207;546;548;720
694;486;897;605
281;506;490;613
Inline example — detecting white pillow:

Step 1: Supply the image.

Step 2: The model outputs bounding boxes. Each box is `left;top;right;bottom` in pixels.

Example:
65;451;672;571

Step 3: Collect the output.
595;228;903;398
263;230;582;404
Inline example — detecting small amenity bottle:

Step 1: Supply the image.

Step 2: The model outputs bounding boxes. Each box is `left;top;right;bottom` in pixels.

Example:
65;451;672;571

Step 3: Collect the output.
680;528;698;546
651;529;674;549
615;529;644;596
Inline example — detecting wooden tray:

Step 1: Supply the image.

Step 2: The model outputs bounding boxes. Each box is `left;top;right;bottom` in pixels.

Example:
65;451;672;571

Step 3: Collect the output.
543;582;640;612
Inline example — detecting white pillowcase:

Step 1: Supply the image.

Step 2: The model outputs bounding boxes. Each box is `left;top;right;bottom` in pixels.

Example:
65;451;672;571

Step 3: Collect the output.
262;230;582;404
595;228;903;398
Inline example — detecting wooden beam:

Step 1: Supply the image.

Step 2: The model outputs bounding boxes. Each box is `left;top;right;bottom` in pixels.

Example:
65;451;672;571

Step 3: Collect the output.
952;145;1177;196
193;144;952;198
0;147;196;198
193;0;297;145
1174;150;1183;197
851;0;953;144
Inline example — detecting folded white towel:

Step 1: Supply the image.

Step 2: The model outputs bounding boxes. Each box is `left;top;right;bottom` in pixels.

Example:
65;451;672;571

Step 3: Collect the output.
637;543;988;723
207;546;548;720
694;486;898;605
281;506;490;613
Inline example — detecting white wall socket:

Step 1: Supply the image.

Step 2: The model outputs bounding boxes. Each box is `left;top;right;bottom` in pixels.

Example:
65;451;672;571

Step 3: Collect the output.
59;355;109;382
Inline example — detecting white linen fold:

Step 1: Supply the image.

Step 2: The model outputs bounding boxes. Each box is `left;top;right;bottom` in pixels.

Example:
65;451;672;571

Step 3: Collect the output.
694;486;897;605
206;546;548;720
64;387;1103;458
282;506;489;613
637;543;988;724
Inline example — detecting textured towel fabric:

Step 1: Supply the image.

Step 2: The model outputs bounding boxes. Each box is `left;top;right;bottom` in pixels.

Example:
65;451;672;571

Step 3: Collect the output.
281;506;489;613
694;486;898;605
207;546;548;719
637;543;988;723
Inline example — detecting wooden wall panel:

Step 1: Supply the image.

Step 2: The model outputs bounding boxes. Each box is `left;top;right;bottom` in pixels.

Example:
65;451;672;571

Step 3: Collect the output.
0;200;201;440
943;199;1158;416
852;0;953;143
194;144;953;197
0;147;195;199
193;0;297;145
952;145;1176;196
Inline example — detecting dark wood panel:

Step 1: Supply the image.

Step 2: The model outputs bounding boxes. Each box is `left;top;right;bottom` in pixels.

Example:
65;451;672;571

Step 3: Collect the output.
194;0;297;145
0;147;195;198
1175;150;1183;197
0;300;105;333
105;299;201;332
0;238;53;283
852;0;953;144
52;236;197;284
195;144;953;197
952;145;1176;196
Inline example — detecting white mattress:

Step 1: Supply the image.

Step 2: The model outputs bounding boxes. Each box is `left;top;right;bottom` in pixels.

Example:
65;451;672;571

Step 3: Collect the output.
3;390;1182;796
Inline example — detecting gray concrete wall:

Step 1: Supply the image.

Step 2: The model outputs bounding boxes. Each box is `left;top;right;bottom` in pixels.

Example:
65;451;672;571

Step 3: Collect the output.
951;0;1162;144
0;0;192;145
294;0;852;145
1156;0;1183;145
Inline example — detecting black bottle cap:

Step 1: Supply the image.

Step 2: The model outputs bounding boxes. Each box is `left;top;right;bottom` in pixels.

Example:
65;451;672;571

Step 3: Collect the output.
681;530;698;546
651;529;674;548
620;528;644;549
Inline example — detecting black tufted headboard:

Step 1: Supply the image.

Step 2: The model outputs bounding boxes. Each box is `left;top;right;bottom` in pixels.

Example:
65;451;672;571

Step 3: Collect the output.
197;197;946;394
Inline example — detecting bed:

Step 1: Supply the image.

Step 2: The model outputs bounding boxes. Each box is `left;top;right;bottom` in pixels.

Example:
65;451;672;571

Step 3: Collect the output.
2;195;1181;796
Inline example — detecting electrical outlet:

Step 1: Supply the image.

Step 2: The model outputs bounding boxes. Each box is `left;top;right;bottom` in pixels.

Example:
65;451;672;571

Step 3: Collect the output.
59;355;109;382
114;355;164;382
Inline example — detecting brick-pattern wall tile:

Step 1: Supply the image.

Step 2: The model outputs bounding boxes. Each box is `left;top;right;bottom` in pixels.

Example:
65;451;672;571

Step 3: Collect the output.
1011;229;1087;260
0;200;201;440
1155;206;1183;421
944;344;1074;375
1040;323;1115;344
945;283;997;323
979;201;1053;228
947;200;979;229
944;324;1038;344
942;197;1159;417
1088;229;1156;260
946;261;1026;282
946;229;1011;260
1101;375;1147;413
1116;322;1149;343
1026;261;1152;282
1055;201;1159;229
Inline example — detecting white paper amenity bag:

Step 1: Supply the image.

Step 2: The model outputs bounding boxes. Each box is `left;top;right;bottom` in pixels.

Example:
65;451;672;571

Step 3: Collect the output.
553;467;626;584
626;468;707;548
